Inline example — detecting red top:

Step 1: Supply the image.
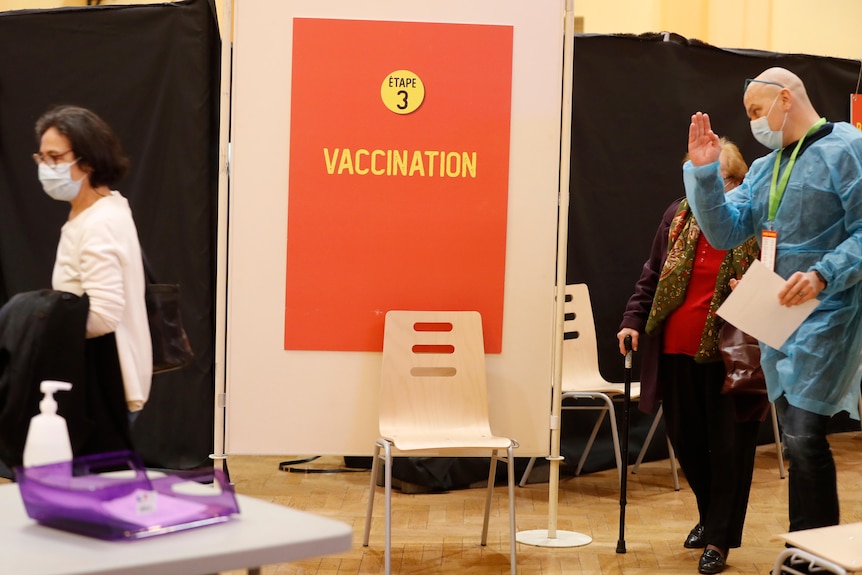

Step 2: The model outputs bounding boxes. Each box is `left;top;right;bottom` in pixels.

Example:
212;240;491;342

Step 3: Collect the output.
662;233;726;356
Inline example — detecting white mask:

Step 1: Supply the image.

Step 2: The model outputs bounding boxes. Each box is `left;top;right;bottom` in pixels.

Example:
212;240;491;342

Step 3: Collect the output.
38;160;83;202
750;94;787;150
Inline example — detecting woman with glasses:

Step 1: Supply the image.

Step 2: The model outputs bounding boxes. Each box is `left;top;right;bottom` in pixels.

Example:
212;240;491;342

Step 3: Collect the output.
617;139;765;575
34;105;152;429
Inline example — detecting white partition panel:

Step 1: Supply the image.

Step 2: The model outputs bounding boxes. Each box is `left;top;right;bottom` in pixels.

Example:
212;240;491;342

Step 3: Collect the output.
226;0;564;455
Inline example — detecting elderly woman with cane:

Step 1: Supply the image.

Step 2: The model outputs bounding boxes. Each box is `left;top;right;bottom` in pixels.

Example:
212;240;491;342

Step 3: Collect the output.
617;139;764;574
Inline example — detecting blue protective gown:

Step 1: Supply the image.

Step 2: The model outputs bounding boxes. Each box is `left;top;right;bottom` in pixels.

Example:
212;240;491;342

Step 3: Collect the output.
683;122;862;418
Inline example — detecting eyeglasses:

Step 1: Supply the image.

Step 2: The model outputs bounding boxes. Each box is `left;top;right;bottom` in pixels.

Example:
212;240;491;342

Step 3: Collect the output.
32;149;74;167
744;78;785;92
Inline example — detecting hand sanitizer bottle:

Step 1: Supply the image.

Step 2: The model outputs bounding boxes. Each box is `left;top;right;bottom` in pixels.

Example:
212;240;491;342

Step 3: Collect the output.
22;380;73;467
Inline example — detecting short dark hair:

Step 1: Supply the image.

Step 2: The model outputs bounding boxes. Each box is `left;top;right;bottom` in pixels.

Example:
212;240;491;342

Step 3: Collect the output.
35;105;130;188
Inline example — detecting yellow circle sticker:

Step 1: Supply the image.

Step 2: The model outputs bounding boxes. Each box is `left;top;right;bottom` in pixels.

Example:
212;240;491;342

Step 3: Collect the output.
381;70;425;115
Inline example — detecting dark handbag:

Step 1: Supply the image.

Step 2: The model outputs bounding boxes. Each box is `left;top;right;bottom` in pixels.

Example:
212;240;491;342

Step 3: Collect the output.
143;254;194;374
718;321;766;394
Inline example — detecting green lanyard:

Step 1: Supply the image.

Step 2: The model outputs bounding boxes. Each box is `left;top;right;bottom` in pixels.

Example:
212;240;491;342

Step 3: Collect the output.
767;117;827;221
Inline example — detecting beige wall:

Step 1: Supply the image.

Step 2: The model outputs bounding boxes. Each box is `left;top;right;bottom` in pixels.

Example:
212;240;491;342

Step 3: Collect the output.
575;0;862;60
2;1;859;60
770;0;861;60
0;0;72;7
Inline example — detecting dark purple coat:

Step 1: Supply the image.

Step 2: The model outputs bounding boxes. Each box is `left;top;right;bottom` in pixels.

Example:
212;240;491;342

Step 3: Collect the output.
618;198;682;414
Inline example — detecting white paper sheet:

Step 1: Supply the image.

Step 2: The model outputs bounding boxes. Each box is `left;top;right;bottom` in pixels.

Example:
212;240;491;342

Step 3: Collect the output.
716;259;820;350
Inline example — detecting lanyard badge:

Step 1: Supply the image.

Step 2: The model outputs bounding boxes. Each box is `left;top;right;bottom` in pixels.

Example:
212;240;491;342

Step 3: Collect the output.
761;229;777;271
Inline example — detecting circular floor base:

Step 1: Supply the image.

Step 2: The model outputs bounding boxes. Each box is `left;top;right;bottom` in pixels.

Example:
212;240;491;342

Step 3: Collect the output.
515;529;592;547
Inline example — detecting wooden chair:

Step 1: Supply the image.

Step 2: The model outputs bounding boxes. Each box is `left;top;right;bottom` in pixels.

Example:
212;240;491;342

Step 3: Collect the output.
362;310;518;575
520;283;679;487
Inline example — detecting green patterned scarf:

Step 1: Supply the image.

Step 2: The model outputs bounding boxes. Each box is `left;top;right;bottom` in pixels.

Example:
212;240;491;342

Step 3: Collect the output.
645;199;759;362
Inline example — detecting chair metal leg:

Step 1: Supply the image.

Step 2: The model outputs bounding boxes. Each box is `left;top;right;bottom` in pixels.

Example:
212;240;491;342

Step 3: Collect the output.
383;442;393;575
666;436;680;490
482;446;518;574
362;440;394;575
362;442;382;546
605;399;623;480
518;456;536;487
574;408;607;475
482;450;499;545
506;444;517;575
632;404;663;474
573;396;621;480
631;405;679;490
770;402;786;479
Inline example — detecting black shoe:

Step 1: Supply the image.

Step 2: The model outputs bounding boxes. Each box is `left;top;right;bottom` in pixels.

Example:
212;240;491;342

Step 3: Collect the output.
684;523;706;548
698;548;727;575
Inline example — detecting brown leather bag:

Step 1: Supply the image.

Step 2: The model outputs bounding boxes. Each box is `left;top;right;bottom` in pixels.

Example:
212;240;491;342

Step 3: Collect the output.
718;322;766;395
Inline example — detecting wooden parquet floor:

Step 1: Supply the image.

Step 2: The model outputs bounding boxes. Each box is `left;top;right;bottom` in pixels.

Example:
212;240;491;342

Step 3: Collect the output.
218;431;862;575
2;434;857;574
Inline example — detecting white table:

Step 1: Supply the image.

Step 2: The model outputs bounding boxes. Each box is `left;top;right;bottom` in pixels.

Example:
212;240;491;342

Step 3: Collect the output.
0;483;352;575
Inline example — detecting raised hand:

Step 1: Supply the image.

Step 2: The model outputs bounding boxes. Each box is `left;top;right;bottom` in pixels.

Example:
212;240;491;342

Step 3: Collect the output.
688;112;722;166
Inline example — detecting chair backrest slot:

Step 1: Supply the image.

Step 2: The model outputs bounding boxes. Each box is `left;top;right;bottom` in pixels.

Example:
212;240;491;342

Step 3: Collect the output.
412;321;453;333
410;367;457;377
412;344;455;354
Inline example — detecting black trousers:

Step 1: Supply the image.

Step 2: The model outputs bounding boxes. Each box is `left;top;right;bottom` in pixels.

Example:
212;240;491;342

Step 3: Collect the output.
774;395;839;532
660;354;760;549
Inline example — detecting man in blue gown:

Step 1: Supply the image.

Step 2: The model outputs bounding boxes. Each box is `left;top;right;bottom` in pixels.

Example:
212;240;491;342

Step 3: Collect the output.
683;67;862;540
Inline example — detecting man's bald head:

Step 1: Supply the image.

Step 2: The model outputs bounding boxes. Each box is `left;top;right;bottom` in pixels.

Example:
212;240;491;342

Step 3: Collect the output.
749;67;812;106
743;67;820;147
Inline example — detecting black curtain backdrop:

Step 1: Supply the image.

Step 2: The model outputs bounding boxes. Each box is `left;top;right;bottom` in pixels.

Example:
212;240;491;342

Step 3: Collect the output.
0;0;220;468
569;33;862;396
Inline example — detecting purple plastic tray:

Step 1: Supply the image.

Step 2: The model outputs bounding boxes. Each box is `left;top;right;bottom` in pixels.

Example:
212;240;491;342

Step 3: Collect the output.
16;451;239;540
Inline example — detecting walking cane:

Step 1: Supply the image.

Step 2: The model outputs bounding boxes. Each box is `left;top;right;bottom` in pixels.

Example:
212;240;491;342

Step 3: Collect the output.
616;334;633;554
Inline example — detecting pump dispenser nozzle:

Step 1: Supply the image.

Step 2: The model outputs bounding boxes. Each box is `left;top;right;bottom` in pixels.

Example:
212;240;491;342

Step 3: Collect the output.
38;380;72;416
